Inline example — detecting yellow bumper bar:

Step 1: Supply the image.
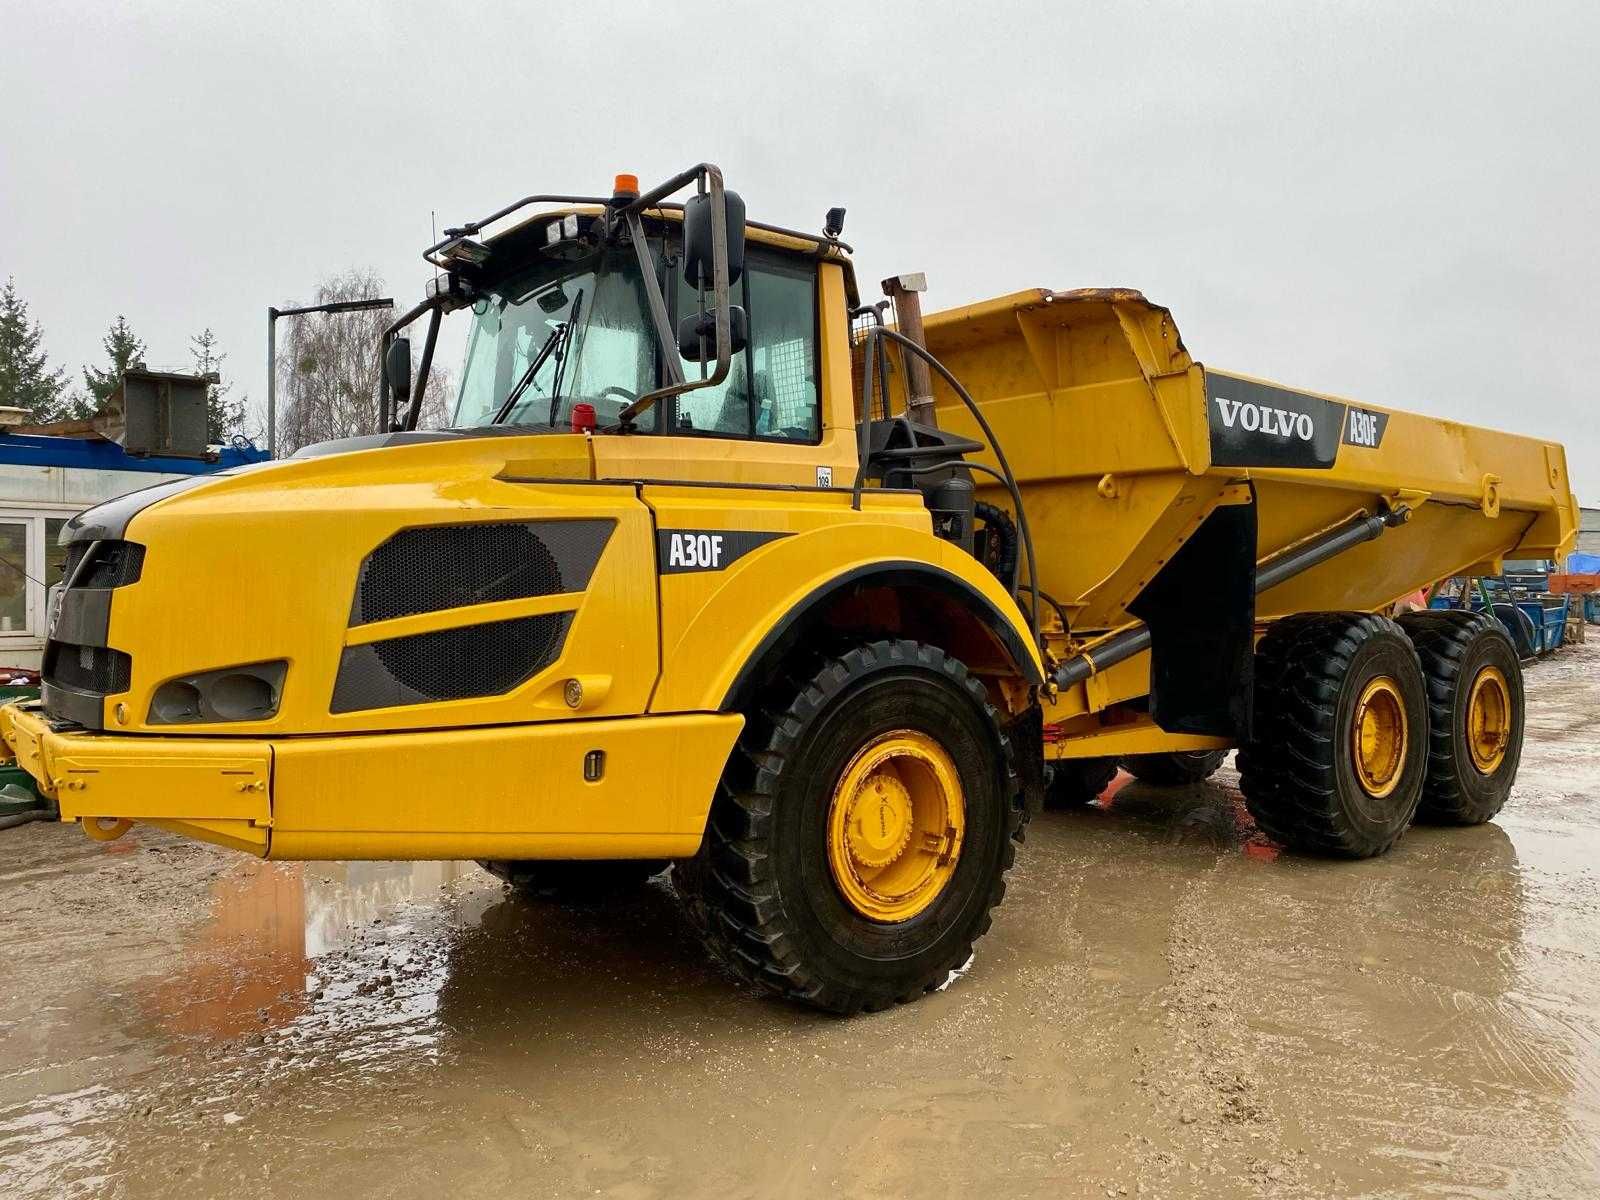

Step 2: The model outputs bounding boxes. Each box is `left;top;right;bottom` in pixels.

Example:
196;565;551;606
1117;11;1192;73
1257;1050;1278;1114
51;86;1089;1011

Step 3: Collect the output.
0;703;743;861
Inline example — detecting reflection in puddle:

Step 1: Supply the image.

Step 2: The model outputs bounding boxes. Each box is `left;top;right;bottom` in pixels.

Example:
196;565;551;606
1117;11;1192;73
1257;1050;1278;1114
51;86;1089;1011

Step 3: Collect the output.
142;858;496;1060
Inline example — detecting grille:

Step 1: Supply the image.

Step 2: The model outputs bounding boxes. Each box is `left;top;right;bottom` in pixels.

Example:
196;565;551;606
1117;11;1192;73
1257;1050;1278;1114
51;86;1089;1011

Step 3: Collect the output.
61;540;145;589
351;520;613;625
331;612;573;712
44;641;132;694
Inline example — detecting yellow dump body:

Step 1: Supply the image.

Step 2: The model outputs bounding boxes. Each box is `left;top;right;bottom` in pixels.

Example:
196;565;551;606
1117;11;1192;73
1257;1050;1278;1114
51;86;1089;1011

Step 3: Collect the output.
920;288;1578;637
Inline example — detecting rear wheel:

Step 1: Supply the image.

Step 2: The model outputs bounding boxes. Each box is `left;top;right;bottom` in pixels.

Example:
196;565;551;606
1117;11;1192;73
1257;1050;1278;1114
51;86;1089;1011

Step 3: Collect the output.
694;639;1024;1014
477;858;667;899
1489;602;1537;659
1238;613;1428;858
1398;610;1524;824
1121;750;1228;787
1043;758;1119;808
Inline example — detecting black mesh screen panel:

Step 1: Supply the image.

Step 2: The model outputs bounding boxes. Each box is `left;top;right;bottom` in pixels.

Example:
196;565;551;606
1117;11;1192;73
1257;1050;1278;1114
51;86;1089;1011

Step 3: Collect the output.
44;641;132;694
62;541;144;588
331;612;574;713
350;520;612;625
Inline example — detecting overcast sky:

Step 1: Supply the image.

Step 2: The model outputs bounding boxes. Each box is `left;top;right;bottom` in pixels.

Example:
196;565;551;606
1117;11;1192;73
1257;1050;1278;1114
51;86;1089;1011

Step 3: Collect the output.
1;0;1594;501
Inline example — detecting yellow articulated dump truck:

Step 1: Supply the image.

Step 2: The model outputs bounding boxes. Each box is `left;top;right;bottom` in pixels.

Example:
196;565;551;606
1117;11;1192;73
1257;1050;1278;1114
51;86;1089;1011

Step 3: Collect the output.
2;165;1576;1012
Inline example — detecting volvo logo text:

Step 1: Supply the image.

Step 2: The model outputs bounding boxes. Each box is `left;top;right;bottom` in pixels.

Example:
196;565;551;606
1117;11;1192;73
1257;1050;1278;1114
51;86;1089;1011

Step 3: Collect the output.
1213;396;1316;441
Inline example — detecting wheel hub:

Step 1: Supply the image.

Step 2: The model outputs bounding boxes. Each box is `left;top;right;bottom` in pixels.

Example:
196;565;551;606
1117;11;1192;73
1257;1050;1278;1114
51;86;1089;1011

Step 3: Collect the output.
827;730;965;923
1352;675;1407;798
1466;665;1510;774
843;772;914;869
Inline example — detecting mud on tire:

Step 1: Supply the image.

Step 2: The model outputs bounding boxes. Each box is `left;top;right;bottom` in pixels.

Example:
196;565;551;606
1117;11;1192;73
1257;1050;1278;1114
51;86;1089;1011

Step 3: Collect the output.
1397;609;1525;824
1238;612;1428;858
692;639;1026;1014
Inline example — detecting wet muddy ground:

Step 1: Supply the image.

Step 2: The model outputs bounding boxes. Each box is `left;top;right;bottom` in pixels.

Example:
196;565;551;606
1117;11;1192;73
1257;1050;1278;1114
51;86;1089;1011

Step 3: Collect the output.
2;641;1598;1198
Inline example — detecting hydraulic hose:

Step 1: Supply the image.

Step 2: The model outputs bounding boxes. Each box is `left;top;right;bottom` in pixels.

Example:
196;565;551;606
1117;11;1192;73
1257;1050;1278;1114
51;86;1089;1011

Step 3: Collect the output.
973;501;1018;587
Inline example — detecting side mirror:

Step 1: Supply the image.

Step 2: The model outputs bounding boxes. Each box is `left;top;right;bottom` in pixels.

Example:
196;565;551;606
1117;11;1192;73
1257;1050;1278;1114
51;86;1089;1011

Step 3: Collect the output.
677;305;748;363
682;189;745;288
383;337;411;408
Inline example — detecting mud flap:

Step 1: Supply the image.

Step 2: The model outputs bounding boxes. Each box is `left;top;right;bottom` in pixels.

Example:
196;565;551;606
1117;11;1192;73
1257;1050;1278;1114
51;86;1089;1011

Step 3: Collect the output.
1006;705;1046;821
1127;497;1257;740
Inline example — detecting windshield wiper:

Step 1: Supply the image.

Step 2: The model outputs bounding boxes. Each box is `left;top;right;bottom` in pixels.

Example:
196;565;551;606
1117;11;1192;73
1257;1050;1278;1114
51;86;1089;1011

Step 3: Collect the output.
491;322;565;425
546;289;584;426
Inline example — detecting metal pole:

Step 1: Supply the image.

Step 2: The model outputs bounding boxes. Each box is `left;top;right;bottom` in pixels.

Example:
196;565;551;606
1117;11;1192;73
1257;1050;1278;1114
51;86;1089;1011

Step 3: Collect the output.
882;273;935;425
266;307;278;458
265;297;393;458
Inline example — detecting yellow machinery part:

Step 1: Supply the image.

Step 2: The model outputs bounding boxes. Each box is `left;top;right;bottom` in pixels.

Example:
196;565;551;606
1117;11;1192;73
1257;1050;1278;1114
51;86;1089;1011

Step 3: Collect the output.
825;729;965;923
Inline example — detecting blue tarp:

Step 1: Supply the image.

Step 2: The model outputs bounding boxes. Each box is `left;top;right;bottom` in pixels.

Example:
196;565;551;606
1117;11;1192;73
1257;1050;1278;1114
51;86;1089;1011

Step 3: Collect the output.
0;433;269;474
1567;552;1600;574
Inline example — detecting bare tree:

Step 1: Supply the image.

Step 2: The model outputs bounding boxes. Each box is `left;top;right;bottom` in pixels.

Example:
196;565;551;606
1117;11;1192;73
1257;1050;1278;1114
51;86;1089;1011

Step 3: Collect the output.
275;268;388;454
275;269;455;454
415;363;453;431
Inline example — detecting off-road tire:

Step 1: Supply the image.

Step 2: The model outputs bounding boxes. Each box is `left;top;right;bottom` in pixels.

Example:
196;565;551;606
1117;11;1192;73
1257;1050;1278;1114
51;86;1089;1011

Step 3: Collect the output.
1238;612;1428;858
1044;758;1119;808
1397;610;1525;824
1120;750;1229;787
694;639;1025;1014
477;858;668;899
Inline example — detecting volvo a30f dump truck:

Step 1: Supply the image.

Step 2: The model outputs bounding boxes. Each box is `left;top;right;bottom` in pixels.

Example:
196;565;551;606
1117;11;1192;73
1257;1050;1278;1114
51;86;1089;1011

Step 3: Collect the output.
2;165;1576;1013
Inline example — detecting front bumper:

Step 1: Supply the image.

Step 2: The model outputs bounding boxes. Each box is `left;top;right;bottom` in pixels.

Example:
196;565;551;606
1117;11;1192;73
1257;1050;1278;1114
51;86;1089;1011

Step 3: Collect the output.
0;702;742;861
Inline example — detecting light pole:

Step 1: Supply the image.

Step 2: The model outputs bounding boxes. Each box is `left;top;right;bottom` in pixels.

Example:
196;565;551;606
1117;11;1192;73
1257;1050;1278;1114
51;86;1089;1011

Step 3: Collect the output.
266;297;394;457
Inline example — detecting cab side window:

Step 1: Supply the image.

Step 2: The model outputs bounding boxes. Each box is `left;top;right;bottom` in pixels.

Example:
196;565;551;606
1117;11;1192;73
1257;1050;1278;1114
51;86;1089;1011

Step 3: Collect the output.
671;251;820;443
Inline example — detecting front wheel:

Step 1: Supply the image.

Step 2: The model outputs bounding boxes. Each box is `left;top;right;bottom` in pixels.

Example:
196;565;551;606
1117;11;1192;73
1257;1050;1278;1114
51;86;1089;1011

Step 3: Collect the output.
694;640;1024;1014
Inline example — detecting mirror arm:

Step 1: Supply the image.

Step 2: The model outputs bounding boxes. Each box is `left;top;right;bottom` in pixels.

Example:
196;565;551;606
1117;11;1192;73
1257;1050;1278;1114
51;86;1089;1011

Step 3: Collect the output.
625;210;686;390
616;166;733;428
403;305;443;431
378;328;394;431
376;296;438;431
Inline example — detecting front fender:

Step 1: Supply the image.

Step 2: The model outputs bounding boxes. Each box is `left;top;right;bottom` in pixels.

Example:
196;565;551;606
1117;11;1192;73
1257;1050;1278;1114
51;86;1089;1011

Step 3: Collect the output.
648;517;1042;714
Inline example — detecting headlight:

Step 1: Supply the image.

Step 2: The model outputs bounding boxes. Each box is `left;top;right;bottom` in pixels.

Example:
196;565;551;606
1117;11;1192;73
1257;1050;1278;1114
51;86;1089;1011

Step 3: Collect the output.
148;661;287;725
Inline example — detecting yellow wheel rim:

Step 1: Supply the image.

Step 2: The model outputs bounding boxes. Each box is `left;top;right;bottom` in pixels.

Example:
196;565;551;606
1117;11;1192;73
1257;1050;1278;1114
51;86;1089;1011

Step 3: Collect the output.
1465;665;1511;774
1352;676;1408;798
826;730;965;923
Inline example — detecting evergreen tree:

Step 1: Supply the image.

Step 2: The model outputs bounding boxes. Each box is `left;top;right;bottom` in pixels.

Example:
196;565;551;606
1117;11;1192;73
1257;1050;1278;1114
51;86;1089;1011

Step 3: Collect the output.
0;277;69;420
190;328;244;443
81;315;147;410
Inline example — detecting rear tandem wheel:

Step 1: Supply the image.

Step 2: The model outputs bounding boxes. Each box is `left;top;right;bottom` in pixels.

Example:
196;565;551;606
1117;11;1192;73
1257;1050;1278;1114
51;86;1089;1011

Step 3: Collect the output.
1043;758;1119;809
1120;750;1229;787
1397;609;1525;825
1238;612;1429;858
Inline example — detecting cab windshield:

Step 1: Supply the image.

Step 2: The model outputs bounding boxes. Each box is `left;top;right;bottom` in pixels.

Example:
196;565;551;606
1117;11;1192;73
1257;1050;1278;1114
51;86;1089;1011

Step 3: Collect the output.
450;234;820;442
453;243;661;431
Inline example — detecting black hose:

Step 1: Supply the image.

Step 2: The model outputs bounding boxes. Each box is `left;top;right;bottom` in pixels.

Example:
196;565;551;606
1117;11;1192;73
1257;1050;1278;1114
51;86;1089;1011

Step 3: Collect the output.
973;501;1017;586
1030;587;1073;636
0;807;53;832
